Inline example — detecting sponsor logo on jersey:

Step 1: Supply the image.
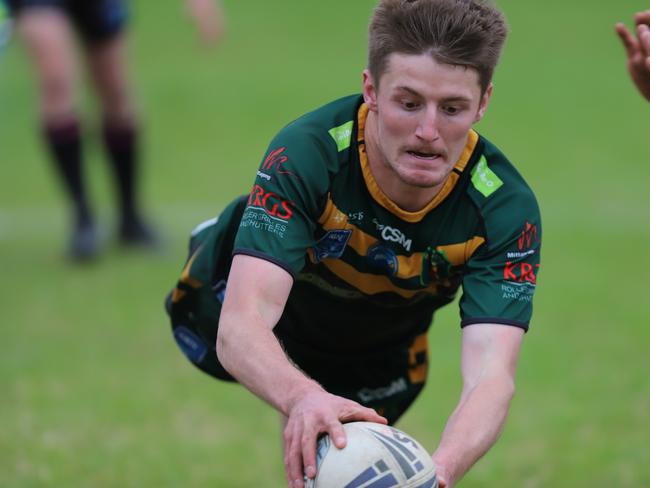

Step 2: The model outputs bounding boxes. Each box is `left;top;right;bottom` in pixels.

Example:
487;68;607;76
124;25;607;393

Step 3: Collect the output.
503;222;540;276
256;170;271;181
506;249;535;259
358;377;408;402
372;219;412;251
518;221;539;250
503;262;539;284
313;229;352;262
173;326;208;364
471;155;503;197
420;247;452;285
502;282;535;302
257;147;299;181
328;120;354;152
240;209;287;238
246;185;294;221
367;244;399;276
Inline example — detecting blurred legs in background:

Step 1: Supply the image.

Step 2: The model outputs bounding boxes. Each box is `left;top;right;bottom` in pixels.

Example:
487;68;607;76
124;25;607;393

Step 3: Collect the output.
11;2;155;261
85;34;155;246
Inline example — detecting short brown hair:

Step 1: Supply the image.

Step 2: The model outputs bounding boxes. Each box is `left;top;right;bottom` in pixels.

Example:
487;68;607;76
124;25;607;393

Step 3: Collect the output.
368;0;508;93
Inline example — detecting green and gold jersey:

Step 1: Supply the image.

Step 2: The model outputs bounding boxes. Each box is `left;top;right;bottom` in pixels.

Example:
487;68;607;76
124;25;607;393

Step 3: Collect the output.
231;95;541;354
173;95;541;361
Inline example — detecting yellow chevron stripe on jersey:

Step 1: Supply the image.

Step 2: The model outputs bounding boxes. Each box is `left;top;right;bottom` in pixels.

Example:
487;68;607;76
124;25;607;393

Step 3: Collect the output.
407;333;429;384
318;198;422;279
171;246;204;303
318;197;486;280
437;236;486;266
321;257;439;298
356;104;479;223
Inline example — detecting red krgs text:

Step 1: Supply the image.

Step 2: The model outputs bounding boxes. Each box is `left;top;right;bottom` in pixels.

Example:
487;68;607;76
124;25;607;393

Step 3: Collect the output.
248;185;294;220
504;262;540;284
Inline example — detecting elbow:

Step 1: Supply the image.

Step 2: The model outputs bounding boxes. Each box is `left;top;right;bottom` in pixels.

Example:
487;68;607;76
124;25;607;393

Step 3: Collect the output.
215;329;225;363
215;303;240;371
215;324;233;374
500;373;516;404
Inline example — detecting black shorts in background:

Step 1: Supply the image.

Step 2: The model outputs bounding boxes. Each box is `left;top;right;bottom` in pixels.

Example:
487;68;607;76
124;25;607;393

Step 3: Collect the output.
6;0;127;42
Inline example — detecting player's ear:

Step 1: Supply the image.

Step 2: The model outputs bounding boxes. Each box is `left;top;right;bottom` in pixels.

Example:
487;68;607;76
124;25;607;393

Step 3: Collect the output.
474;82;493;123
363;69;379;111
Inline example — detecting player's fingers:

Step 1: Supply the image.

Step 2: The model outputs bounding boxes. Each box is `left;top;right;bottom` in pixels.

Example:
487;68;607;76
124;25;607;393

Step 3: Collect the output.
638;24;650;57
616;23;638;57
284;421;305;488
339;403;388;425
327;420;347;449
362;406;389;424
634;10;650;26
433;465;449;488
301;427;318;480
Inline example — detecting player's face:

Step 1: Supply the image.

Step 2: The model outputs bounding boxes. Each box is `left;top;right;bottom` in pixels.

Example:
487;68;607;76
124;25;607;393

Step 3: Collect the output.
363;53;491;191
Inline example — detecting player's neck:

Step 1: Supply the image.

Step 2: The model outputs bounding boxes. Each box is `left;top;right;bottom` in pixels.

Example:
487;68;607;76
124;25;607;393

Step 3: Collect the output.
364;111;444;213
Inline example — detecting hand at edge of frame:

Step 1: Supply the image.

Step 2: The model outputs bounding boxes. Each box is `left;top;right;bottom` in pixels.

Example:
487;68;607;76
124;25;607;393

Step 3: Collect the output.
615;10;650;102
433;462;451;488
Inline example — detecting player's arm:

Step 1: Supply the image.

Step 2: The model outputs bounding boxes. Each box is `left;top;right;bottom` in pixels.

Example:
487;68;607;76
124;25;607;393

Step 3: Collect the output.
615;11;650;102
216;254;386;488
431;323;524;488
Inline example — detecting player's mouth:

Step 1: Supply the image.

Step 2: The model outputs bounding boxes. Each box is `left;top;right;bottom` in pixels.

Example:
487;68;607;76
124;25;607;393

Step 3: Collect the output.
406;150;443;161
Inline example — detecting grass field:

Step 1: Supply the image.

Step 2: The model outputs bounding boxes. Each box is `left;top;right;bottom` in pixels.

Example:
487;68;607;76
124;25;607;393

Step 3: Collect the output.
1;1;650;486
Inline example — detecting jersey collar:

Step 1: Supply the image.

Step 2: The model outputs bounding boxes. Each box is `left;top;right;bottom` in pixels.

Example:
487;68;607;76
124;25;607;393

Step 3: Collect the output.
356;103;479;223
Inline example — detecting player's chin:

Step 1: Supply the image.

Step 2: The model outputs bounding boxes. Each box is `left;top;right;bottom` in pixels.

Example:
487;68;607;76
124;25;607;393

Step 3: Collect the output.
397;169;447;189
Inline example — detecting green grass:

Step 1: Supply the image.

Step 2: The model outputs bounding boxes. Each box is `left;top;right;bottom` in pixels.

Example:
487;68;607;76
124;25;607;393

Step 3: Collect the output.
2;0;650;486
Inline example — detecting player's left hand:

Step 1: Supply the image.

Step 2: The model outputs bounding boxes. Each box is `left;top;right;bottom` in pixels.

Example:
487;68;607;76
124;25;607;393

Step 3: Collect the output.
432;462;451;488
185;0;225;46
615;11;650;101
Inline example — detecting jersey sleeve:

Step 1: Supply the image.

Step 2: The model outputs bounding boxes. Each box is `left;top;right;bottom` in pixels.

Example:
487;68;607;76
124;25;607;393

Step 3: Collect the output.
460;156;542;331
233;123;334;276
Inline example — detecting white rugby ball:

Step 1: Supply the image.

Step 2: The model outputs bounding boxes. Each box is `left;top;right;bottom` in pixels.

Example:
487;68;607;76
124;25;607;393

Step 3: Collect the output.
307;421;438;488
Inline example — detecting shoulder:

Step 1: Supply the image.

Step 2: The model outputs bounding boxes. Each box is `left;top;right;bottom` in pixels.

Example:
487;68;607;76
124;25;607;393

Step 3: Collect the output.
249;96;363;221
270;95;363;170
257;95;363;200
467;135;541;248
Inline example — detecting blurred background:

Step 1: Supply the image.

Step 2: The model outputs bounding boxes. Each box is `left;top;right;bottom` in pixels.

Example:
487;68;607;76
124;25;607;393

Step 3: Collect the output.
1;0;649;486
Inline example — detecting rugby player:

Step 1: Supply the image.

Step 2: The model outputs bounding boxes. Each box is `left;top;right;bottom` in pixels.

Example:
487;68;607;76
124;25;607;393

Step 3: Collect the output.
6;0;224;259
616;10;650;102
166;1;542;486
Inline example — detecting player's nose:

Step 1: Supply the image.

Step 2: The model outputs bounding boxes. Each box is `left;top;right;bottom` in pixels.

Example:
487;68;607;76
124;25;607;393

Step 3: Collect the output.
415;108;439;142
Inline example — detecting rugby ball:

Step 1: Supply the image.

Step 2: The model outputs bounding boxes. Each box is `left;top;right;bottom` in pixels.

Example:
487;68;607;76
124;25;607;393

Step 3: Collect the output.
307;421;438;488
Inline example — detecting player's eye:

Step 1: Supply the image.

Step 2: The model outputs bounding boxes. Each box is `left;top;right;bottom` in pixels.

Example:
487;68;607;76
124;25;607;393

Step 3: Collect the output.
442;105;460;115
401;100;420;111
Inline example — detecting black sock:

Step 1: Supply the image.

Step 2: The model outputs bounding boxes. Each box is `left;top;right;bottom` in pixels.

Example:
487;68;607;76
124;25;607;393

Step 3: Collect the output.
103;120;139;224
43;119;92;226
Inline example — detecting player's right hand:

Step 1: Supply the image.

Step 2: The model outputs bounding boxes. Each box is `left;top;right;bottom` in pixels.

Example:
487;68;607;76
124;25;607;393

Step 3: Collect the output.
282;390;387;488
